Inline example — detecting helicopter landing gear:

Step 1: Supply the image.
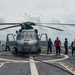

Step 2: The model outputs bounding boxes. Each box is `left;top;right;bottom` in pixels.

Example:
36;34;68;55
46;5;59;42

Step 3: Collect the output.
12;47;18;55
37;47;41;53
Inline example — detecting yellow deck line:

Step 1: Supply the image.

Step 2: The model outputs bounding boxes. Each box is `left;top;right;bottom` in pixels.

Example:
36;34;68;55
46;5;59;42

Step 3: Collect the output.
59;62;75;74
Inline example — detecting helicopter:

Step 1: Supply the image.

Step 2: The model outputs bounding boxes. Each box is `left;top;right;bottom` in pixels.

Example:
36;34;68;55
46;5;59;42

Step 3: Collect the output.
0;21;75;54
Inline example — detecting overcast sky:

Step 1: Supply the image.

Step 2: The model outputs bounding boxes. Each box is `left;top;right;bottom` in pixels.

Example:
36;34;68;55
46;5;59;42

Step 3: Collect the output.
0;0;75;44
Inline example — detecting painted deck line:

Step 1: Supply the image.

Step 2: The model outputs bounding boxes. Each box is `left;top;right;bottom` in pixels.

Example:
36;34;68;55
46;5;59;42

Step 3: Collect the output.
30;56;39;75
45;54;69;62
0;58;29;63
0;53;69;63
59;62;75;75
0;63;4;67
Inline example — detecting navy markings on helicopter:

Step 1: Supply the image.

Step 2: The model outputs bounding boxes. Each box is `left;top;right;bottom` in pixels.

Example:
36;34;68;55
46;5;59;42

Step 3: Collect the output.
0;22;75;54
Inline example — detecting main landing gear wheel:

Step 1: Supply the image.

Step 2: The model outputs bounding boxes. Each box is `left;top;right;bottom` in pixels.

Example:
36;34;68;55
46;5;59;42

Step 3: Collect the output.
11;47;18;55
37;47;41;53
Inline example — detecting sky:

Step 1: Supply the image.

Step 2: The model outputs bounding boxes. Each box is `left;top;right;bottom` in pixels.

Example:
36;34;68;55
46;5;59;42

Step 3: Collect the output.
0;0;75;44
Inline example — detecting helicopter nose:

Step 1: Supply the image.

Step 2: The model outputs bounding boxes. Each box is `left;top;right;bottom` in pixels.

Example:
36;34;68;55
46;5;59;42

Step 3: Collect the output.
24;42;29;46
24;42;28;44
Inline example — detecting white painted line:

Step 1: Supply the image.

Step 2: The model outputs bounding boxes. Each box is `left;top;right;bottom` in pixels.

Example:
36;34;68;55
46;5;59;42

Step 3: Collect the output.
0;54;69;63
0;58;29;63
40;54;53;55
39;54;69;62
48;54;69;62
59;62;75;75
30;56;39;75
0;63;4;67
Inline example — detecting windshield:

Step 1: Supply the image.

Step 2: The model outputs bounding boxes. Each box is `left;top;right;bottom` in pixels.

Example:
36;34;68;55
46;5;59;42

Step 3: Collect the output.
24;31;35;40
17;33;24;40
17;31;36;40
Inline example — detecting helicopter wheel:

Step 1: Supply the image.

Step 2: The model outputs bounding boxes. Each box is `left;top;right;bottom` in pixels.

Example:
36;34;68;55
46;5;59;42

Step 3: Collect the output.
12;47;18;55
37;47;41;53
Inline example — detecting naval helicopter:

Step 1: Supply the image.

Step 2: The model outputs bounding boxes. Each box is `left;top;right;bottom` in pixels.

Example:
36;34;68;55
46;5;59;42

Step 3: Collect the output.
0;21;74;54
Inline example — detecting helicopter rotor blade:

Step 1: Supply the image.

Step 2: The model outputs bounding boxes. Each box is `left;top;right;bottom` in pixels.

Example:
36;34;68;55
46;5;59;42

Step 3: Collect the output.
0;22;75;26
0;25;20;31
37;23;75;26
36;25;64;31
0;22;75;31
0;23;20;25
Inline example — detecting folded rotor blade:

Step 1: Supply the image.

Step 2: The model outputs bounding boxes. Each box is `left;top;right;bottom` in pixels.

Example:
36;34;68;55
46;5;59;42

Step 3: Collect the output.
0;22;75;26
0;23;19;25
36;25;64;31
37;23;75;26
0;25;20;31
1;22;75;31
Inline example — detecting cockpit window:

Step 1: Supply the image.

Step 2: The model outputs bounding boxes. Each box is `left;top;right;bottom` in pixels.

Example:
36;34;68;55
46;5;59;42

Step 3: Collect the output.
24;31;35;40
17;31;36;40
17;33;24;40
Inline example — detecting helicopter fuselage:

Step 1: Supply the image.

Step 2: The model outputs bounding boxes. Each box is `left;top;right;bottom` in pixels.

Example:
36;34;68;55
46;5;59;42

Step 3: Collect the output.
16;29;40;53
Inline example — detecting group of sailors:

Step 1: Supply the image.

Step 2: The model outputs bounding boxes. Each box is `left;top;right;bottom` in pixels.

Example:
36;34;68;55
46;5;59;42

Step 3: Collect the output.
47;37;75;56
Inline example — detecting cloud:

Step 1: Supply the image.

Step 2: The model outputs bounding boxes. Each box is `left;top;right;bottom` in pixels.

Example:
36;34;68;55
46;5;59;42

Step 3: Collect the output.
0;0;75;43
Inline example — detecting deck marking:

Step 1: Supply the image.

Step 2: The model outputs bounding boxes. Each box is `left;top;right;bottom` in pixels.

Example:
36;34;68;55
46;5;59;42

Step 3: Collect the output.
0;63;4;67
44;54;69;62
0;58;29;63
30;56;39;75
0;54;69;63
59;62;75;75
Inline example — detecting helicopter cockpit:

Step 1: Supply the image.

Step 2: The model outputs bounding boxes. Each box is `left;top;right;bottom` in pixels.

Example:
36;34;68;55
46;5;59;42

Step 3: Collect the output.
17;29;36;41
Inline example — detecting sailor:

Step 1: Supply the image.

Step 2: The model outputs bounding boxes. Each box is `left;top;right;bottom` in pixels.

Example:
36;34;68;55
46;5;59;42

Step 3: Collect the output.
71;39;75;56
54;37;61;55
5;37;10;51
47;38;53;54
64;38;68;54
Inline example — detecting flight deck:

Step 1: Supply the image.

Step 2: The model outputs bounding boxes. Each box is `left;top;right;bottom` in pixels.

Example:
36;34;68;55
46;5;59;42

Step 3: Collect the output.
0;46;75;75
